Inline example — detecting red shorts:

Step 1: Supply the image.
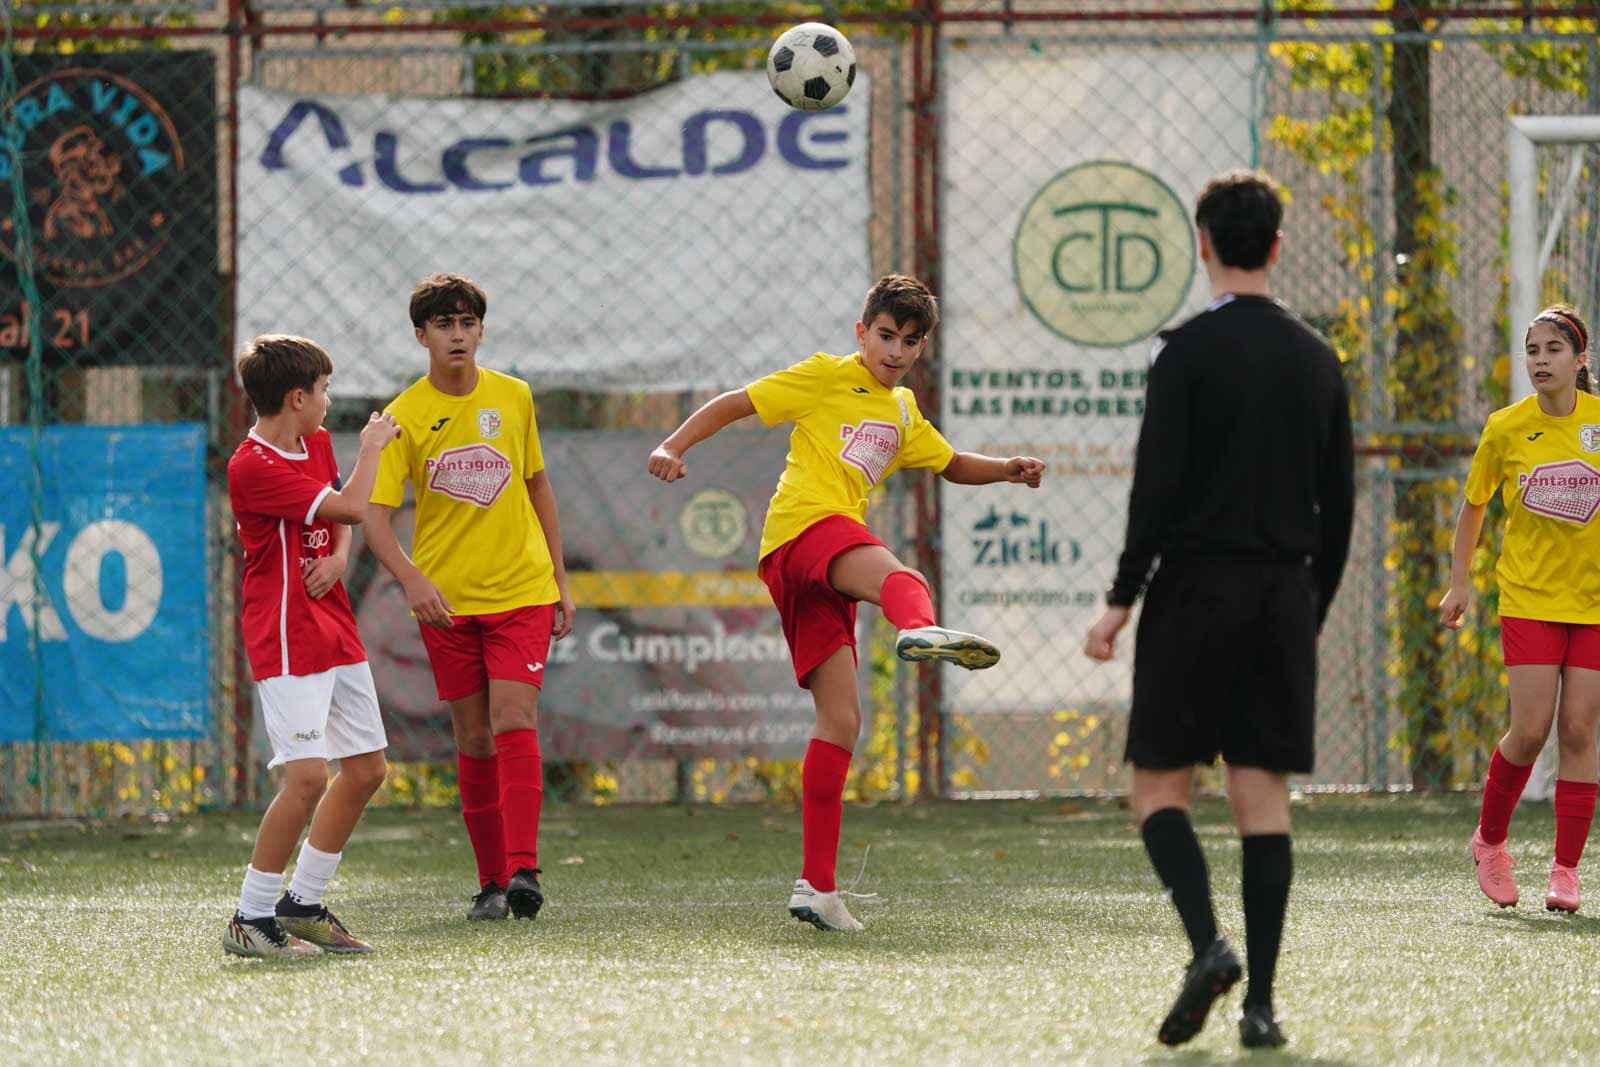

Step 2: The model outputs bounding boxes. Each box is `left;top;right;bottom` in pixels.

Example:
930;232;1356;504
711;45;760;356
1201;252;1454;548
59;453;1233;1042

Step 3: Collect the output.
417;604;555;701
1500;616;1600;670
759;515;885;688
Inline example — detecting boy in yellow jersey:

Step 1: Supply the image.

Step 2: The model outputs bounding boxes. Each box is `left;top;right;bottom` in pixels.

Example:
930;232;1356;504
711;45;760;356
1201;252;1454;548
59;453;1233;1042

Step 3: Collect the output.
364;273;575;922
648;273;1044;932
1440;305;1600;916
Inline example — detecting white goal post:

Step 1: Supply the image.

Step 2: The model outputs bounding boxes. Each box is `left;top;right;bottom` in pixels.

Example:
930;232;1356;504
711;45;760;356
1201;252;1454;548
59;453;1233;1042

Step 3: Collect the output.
1507;114;1600;403
1507;116;1600;803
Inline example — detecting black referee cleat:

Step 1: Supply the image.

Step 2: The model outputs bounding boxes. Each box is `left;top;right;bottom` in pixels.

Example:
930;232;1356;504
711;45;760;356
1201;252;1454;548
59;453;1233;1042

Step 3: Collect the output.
1239;1003;1288;1049
1157;936;1243;1046
506;867;545;920
467;881;509;921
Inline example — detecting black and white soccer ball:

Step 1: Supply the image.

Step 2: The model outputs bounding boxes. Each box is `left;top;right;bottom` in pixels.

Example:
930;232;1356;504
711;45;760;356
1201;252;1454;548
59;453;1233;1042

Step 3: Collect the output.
767;22;857;111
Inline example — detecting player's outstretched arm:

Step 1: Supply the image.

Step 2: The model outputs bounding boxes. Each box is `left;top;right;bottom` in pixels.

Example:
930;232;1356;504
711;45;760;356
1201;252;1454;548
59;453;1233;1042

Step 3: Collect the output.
1437;499;1488;630
315;412;401;525
526;469;576;640
648;389;757;482
939;452;1045;487
364;501;455;627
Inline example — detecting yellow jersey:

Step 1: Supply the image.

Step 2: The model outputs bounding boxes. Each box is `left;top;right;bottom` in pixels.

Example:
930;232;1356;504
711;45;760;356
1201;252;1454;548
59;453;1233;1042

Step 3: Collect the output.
747;352;956;560
1466;391;1600;623
372;367;559;614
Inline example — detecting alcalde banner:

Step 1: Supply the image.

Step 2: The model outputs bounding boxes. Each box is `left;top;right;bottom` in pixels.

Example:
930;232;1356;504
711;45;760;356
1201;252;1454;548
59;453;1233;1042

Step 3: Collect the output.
939;45;1255;715
0;424;209;742
0;52;220;366
236;72;872;398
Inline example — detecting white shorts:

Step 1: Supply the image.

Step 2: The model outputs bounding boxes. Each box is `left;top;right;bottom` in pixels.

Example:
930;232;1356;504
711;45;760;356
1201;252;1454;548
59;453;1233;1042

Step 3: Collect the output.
256;661;387;769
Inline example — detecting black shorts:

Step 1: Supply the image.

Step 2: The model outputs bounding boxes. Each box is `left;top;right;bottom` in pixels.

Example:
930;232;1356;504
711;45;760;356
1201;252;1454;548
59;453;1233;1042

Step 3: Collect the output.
1124;556;1318;774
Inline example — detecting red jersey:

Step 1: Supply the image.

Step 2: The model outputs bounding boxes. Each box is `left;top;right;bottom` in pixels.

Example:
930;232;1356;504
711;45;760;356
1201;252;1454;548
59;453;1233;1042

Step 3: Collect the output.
227;429;366;680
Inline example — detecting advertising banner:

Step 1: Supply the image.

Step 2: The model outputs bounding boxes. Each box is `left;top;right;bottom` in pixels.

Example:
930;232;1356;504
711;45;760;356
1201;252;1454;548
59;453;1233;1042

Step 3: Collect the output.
238;73;872;397
0;424;209;741
940;46;1256;712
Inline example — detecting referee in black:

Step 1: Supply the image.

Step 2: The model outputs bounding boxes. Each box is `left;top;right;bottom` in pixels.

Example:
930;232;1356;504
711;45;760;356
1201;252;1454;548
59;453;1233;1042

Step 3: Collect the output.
1084;169;1355;1051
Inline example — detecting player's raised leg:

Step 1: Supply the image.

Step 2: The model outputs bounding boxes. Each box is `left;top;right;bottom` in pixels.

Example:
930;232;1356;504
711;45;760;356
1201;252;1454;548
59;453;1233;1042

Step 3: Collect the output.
788;645;864;932
1228;765;1291;1050
1133;766;1239;1048
224;758;326;959
1473;662;1559;908
488;676;546;920
828;544;999;671
1548;664;1600;912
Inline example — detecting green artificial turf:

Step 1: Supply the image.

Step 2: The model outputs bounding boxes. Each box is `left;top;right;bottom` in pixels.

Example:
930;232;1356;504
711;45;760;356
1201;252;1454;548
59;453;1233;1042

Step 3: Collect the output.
2;795;1597;1065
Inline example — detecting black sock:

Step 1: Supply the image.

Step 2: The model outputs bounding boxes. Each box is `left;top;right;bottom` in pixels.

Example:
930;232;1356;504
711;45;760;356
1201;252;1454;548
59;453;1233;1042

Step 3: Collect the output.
1240;833;1293;1010
1139;807;1218;958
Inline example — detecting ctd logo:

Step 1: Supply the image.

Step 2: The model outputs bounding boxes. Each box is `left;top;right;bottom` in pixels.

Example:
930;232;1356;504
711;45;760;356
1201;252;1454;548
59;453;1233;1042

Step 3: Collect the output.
1013;160;1195;348
679;488;747;560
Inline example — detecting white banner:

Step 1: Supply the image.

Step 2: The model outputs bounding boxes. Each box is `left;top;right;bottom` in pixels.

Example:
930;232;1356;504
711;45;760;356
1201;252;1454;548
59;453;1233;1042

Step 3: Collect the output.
237;73;871;397
940;46;1255;714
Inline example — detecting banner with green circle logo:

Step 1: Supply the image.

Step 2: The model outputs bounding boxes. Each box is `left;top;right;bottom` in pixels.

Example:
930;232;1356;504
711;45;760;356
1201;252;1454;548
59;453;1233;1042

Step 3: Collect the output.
1014;160;1196;348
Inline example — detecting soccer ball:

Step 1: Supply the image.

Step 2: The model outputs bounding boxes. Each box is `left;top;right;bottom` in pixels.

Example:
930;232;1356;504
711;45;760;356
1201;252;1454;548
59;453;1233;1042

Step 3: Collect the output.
767;22;857;111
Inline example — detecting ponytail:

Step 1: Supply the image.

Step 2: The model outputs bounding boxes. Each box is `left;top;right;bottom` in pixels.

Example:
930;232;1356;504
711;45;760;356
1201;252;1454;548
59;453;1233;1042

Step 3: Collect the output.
1581;364;1593;396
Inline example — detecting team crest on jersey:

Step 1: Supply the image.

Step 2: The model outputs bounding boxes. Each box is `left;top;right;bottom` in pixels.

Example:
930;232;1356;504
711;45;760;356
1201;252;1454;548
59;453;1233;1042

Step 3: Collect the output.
839;420;901;486
425;443;512;507
1580;425;1600;452
477;409;503;439
1518;459;1600;524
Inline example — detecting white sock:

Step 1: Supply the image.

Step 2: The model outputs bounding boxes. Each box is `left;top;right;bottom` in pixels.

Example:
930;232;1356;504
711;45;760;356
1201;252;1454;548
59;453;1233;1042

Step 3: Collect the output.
237;865;282;920
286;843;342;907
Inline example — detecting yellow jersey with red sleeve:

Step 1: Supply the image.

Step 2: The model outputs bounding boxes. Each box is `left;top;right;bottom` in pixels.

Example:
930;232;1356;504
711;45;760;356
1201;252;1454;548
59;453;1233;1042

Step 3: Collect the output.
1465;391;1600;623
371;367;559;614
747;352;956;561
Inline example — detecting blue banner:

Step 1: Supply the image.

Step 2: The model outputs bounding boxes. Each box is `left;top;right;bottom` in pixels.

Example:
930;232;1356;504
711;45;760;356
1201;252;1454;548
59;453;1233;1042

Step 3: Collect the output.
0;424;208;742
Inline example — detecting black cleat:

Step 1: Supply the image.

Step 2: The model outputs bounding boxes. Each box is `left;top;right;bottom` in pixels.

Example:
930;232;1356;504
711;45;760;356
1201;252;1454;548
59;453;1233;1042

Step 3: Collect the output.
506;867;544;920
1157;936;1243;1046
1239;1003;1287;1049
467;882;509;921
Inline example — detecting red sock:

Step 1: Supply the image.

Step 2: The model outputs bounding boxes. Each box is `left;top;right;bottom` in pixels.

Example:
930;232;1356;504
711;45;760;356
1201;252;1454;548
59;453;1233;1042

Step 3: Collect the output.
801;738;853;893
497;728;543;874
879;571;935;630
1478;747;1535;846
1554;779;1598;868
457;752;506;888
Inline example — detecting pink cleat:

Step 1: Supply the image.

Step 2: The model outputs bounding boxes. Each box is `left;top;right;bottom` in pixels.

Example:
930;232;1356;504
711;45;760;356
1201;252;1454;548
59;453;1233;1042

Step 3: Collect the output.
1546;861;1580;913
1470;828;1519;908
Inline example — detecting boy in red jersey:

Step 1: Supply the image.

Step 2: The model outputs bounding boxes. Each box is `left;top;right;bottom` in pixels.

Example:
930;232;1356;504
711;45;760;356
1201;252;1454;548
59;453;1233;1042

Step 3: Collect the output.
365;273;575;922
648;273;1044;932
224;335;400;958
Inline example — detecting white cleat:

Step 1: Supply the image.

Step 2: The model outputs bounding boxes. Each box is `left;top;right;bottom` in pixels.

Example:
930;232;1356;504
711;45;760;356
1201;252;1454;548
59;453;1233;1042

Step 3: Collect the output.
788;878;864;932
894;626;1000;671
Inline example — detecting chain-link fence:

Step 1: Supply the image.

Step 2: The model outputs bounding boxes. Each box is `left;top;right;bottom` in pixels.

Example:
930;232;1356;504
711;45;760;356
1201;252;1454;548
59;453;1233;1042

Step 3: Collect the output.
3;2;1598;816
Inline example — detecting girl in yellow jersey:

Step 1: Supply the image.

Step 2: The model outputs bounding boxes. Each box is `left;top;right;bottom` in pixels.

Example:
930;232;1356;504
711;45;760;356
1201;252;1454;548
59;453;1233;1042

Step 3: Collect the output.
1440;305;1599;913
648;274;1044;932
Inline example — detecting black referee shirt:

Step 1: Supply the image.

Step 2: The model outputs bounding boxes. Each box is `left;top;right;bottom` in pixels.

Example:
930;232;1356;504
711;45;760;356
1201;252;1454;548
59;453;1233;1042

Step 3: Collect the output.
1107;293;1356;621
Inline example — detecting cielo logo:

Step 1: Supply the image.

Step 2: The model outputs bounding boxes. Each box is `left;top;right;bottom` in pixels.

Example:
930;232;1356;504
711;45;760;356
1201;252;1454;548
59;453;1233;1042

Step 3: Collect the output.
0;67;185;288
1013;160;1195;348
